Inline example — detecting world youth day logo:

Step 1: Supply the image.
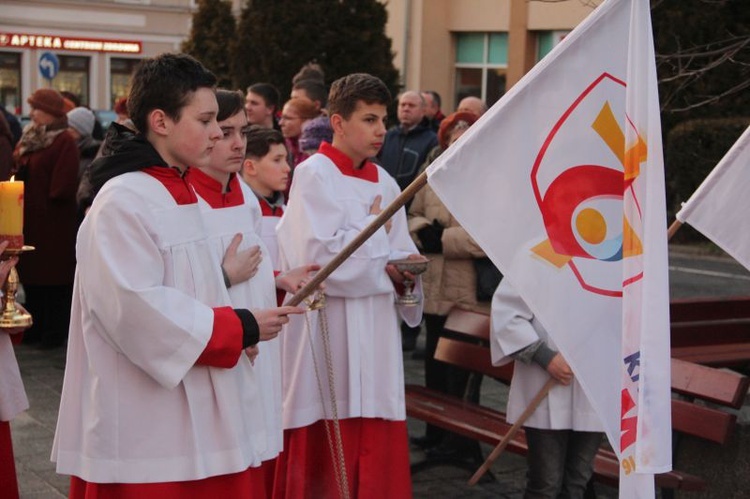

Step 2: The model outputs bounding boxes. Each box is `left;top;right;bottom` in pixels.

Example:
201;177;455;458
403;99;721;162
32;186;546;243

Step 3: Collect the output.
530;73;647;297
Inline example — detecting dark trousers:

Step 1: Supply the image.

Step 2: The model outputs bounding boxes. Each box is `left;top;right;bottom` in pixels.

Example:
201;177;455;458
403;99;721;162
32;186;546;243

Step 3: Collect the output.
524;428;602;499
22;285;72;348
423;313;482;449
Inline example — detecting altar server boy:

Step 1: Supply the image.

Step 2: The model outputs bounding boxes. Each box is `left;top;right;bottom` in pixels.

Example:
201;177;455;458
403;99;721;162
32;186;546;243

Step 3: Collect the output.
53;54;300;498
273;73;425;499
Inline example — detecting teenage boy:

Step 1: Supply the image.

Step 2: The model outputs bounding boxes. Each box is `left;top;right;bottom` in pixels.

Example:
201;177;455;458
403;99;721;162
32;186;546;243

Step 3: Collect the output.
188;89;315;496
246;82;281;130
52;54;301;498
273;73;425;499
241;125;291;271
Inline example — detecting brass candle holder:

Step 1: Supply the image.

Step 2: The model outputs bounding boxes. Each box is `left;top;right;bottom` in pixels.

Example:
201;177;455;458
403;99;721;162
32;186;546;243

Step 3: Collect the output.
1;245;34;329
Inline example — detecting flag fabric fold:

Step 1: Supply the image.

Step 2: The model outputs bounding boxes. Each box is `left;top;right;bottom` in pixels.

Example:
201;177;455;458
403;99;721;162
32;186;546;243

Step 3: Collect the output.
426;0;671;496
676;125;750;270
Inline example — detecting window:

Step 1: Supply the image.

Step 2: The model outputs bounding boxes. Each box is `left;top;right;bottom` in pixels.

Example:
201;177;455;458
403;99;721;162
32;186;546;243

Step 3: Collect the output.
454;32;508;108
51;55;90;106
0;52;22;114
110;57;141;108
537;31;570;61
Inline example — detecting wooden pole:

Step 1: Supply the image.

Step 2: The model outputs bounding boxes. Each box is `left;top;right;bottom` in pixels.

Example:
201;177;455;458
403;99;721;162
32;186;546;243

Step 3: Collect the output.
667;219;682;241
467;377;557;486
286;170;429;307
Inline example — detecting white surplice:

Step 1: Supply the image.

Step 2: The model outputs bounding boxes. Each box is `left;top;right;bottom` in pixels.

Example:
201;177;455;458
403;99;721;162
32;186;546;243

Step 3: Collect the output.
52;170;268;483
191;171;284;462
490;280;602;431
276;146;423;430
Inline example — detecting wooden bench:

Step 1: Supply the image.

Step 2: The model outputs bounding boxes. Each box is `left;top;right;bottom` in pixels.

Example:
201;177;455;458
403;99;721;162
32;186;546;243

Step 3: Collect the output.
670;297;750;369
670;297;750;323
406;308;750;495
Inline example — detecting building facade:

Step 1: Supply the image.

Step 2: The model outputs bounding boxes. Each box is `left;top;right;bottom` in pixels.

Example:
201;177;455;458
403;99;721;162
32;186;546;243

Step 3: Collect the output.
1;0;599;116
1;0;193;115
383;0;600;111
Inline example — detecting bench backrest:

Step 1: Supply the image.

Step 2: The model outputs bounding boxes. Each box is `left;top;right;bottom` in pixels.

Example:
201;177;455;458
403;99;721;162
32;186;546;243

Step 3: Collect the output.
434;337;514;384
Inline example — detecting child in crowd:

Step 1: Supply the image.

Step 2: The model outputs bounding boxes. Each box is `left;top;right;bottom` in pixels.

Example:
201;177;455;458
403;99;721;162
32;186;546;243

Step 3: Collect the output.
53;54;302;498
241;125;290;273
298;115;333;157
490;279;602;498
273;73;425;499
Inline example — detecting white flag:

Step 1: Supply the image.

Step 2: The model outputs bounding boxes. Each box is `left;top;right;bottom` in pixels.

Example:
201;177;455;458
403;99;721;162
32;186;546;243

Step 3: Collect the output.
676;125;750;270
427;0;671;496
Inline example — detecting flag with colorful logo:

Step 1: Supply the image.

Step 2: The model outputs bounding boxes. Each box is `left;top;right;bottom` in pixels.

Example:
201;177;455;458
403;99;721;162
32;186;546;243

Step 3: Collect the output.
426;0;671;496
676;125;750;270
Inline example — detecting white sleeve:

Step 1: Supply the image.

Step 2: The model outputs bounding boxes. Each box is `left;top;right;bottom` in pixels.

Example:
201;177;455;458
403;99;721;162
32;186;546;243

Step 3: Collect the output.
490;279;541;367
79;183;214;388
381;175;424;326
277;164;395;298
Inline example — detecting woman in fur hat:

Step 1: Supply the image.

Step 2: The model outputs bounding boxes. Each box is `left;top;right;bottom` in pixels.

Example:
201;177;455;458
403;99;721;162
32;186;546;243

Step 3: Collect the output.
13;88;79;349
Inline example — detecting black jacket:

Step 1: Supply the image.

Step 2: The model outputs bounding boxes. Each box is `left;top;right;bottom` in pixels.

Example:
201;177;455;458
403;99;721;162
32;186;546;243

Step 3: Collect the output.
377;122;438;191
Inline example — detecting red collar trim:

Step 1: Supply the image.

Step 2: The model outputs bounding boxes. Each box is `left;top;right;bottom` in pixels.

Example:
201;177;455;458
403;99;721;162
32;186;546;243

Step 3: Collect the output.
142;166;197;205
186;168;245;208
318;142;378;183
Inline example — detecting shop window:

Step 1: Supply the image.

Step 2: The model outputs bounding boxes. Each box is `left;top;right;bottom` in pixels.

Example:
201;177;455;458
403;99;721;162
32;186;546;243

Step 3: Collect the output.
51;55;90;107
0;52;22;114
110;57;141;109
454;32;508;108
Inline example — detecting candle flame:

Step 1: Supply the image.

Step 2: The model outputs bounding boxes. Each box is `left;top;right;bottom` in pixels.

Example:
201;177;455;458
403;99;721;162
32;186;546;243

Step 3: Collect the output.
9;175;14;182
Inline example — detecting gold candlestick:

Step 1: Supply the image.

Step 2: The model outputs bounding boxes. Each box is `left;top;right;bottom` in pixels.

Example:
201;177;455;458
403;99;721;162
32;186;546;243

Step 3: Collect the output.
1;245;34;329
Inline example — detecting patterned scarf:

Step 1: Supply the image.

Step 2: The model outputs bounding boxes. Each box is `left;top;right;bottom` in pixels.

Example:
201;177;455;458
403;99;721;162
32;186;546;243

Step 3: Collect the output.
14;121;67;161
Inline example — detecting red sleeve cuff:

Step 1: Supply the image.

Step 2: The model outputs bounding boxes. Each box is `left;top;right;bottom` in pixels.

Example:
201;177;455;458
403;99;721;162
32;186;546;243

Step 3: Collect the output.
196;306;243;368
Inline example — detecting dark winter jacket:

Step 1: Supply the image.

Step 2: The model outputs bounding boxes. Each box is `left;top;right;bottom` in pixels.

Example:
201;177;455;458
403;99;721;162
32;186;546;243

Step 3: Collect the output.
377;122;438;191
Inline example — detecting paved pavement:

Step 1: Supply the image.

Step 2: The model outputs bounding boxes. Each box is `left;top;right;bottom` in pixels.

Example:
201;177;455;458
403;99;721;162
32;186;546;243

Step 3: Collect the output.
10;333;617;499
9;246;750;498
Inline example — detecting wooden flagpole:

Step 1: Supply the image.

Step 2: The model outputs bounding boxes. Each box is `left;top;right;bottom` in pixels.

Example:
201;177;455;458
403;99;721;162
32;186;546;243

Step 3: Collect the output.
286;170;429;307
667;219;682;241
467;377;557;486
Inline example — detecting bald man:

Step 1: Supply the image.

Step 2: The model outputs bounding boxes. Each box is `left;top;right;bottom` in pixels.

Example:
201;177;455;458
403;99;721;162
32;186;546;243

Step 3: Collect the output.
457;96;487;118
377;90;438;192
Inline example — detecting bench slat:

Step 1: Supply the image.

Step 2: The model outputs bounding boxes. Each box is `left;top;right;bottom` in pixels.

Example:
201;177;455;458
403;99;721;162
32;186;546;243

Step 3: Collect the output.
671;297;750;323
671;320;750;347
671;357;750;408
672;344;750;369
443;307;491;341
671;399;737;444
434;338;513;383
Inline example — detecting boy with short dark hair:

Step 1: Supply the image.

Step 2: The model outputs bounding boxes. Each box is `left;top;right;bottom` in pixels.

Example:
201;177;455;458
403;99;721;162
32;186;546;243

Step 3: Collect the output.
273;73;424;499
53;53;299;498
241;125;290;272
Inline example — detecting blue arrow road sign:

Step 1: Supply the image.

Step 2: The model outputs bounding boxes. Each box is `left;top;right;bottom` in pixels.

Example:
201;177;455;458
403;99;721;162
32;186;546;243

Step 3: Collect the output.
39;52;60;80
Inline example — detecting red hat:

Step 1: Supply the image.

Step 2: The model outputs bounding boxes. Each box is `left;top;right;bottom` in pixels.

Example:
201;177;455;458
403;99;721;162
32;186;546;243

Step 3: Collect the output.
114;97;128;116
27;88;66;118
437;111;477;150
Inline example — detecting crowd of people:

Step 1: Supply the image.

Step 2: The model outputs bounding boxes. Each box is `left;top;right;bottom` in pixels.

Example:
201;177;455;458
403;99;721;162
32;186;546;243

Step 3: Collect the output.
0;54;600;499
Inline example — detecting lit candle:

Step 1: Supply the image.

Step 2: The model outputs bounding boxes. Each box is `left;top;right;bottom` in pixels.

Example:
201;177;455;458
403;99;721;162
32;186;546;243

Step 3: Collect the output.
0;176;24;250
